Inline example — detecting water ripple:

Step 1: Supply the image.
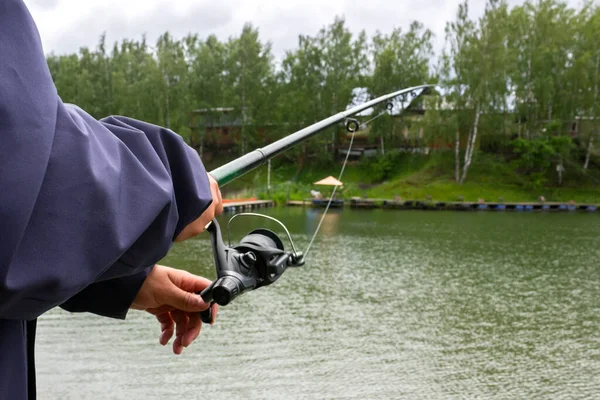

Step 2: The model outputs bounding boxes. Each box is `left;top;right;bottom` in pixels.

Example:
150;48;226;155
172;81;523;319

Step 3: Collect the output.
37;210;600;399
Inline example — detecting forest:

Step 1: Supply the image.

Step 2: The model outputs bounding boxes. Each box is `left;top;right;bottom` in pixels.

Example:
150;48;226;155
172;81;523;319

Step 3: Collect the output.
47;0;600;198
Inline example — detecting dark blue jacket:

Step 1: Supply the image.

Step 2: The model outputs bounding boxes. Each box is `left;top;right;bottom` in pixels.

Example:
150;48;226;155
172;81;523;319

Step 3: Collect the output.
0;1;213;398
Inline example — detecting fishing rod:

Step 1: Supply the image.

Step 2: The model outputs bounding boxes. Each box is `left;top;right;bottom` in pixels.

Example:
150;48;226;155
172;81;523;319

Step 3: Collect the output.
198;84;435;323
210;84;434;187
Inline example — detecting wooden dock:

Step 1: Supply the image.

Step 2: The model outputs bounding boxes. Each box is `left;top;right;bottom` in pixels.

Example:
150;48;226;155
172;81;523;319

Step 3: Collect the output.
287;200;312;207
223;199;274;213
285;198;598;212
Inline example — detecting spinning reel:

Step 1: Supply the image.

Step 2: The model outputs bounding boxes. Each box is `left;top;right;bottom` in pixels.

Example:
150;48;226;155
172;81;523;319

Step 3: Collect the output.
199;214;304;324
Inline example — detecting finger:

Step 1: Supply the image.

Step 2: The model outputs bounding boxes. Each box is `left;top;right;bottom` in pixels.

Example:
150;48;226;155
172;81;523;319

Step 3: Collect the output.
172;310;189;355
159;269;213;312
175;271;214;294
156;313;174;346
173;336;184;355
182;313;202;347
172;310;189;338
145;305;175;316
209;175;223;216
163;285;209;312
210;303;219;325
174;201;215;242
200;201;216;226
215;187;223;216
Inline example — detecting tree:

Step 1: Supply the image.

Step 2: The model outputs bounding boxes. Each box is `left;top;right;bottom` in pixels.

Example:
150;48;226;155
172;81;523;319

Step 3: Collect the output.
318;17;369;158
226;24;274;155
156;33;188;131
278;34;327;175
443;0;481;184
573;3;600;169
370;21;434;154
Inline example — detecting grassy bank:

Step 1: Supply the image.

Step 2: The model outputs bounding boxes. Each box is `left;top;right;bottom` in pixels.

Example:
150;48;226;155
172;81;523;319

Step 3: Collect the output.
218;151;600;205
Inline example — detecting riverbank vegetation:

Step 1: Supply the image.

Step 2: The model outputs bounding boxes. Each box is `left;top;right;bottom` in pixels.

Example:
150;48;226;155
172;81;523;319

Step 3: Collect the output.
226;151;600;204
47;0;600;201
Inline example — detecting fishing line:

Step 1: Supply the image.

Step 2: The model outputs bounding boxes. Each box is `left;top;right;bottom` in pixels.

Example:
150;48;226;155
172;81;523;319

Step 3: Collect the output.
223;105;395;263
199;87;432;321
303;106;393;260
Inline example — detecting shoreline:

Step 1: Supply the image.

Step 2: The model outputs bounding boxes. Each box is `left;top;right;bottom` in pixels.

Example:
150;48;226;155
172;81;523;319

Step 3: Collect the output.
287;198;599;212
221;198;599;213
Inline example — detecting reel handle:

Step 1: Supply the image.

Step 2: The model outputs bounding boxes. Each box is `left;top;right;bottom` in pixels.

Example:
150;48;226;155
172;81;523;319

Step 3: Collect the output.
200;307;213;324
199;275;244;324
199;281;215;324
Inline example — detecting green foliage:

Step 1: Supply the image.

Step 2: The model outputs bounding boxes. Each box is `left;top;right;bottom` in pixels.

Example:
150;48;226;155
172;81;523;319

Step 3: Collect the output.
512;138;555;171
523;172;548;191
46;0;600;192
364;153;397;182
257;182;314;205
512;136;574;173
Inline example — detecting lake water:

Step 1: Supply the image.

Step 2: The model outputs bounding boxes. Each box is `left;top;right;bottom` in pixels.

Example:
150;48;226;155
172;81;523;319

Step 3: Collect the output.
36;209;600;399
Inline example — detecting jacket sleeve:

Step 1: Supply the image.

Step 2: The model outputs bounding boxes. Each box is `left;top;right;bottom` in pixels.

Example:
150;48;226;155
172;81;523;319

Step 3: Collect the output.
0;0;213;320
59;268;152;320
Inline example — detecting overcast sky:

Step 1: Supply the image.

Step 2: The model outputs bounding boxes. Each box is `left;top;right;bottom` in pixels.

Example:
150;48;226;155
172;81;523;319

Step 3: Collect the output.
24;0;584;60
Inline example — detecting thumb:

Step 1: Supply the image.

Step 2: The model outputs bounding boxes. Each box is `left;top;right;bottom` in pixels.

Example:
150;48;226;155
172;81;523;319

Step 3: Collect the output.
163;285;209;312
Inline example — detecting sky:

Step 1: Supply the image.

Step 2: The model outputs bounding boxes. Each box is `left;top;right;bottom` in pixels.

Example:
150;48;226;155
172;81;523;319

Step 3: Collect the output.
24;0;584;60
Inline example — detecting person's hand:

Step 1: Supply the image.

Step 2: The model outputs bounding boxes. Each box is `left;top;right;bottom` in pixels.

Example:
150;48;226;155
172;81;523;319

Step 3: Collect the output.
131;265;218;355
175;173;223;242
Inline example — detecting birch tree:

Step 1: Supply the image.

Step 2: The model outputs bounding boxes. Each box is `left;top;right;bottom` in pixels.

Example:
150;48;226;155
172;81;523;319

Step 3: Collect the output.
574;3;600;169
443;0;481;185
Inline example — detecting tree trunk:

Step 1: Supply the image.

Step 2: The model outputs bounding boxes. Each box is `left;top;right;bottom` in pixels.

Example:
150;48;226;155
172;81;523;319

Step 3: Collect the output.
241;88;247;155
294;147;306;181
594;53;600;104
267;159;271;194
331;93;337;158
455;129;460;183
557;161;564;185
380;135;385;155
584;136;594;169
199;130;205;159
459;104;480;185
584;54;600;170
525;55;532;140
165;83;171;129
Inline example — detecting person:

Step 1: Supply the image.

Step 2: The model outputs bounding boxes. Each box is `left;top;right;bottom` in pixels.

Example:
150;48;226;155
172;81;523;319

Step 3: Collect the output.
310;190;323;200
0;1;224;398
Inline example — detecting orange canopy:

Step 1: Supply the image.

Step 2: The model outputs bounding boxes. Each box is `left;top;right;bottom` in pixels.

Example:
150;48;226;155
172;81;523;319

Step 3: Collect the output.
314;176;343;186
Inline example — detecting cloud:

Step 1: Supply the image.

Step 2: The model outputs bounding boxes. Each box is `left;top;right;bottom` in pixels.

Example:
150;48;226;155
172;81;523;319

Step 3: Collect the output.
47;0;233;54
28;0;583;60
26;0;59;9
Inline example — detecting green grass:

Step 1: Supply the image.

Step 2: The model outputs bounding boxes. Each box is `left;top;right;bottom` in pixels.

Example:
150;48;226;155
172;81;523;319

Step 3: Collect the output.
220;151;600;205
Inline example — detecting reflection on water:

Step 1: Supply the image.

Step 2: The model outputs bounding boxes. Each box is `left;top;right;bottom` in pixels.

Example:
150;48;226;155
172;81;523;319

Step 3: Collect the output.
36;209;600;399
305;208;342;237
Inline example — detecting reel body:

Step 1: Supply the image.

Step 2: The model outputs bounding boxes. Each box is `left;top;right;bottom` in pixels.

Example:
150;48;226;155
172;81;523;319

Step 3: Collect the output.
199;218;303;323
